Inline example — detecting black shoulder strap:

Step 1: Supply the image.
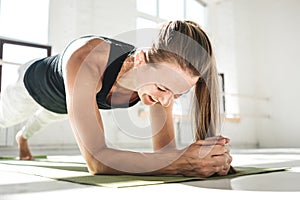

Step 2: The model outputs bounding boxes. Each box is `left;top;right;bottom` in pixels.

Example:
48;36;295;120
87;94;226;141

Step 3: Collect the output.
96;38;135;109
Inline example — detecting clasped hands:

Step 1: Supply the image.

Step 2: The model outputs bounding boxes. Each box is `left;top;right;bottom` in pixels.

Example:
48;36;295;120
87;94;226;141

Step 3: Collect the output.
175;136;234;178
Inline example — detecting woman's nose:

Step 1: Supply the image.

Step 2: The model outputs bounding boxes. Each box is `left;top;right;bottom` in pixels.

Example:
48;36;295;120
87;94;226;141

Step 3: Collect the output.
158;93;173;107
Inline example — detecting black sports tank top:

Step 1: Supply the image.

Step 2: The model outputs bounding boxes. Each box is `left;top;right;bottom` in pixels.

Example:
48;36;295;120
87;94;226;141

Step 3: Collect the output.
23;36;139;114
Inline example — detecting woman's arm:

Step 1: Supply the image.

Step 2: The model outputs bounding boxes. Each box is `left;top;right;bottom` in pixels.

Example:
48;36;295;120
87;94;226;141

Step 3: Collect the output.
150;102;176;151
63;38;109;173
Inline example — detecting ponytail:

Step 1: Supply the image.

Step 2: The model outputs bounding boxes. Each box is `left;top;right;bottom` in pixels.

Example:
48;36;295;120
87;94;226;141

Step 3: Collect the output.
192;63;220;141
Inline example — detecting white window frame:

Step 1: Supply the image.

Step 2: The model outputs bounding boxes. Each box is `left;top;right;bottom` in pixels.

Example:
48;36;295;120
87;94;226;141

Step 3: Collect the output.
136;0;207;28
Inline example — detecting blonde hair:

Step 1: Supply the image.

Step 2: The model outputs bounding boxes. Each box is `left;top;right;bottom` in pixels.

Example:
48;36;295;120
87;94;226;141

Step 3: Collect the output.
147;20;220;140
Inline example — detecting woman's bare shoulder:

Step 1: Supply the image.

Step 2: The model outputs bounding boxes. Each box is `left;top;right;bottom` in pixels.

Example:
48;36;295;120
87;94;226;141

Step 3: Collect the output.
62;37;111;92
63;37;110;63
62;37;110;75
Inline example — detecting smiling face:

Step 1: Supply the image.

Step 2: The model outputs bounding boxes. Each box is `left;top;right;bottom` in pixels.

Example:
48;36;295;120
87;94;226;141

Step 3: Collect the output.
117;51;199;107
136;62;198;107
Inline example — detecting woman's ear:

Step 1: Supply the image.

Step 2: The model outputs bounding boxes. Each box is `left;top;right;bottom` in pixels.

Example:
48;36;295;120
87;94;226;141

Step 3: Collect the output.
134;50;146;67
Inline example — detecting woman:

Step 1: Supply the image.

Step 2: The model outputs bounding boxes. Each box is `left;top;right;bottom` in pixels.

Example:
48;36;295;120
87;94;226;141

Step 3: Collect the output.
1;20;232;177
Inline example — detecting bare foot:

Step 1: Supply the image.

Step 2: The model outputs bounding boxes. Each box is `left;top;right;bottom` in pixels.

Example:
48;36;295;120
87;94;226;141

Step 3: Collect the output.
16;133;34;160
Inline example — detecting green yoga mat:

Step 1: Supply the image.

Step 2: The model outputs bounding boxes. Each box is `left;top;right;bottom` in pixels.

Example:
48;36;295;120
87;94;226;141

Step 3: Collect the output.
0;158;288;188
0;155;47;160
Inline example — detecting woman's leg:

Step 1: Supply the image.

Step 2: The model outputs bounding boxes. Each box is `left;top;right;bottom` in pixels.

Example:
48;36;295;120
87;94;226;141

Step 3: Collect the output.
0;59;67;159
18;108;67;140
0;60;42;160
16;108;67;160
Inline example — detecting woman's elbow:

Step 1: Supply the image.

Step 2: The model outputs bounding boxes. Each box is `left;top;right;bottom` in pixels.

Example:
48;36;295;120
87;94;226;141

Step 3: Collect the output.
86;159;121;175
86;161;110;175
88;168;101;175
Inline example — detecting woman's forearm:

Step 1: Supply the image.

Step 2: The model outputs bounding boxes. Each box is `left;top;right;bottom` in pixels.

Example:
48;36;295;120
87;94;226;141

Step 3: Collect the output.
82;136;232;177
86;147;182;175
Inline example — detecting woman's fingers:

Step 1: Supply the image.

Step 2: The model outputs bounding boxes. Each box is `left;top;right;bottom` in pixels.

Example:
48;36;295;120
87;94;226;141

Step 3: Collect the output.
196;144;229;158
178;137;233;177
183;155;231;178
213;153;233;176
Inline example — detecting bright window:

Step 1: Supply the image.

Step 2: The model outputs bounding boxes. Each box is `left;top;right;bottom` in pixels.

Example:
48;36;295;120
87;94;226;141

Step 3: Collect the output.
0;0;50;44
186;0;207;28
158;0;185;20
137;0;157;16
136;0;207;29
0;0;50;92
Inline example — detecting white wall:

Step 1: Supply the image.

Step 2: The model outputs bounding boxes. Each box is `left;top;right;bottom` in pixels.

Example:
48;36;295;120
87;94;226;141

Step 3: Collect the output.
207;0;258;148
209;0;300;148
253;0;300;147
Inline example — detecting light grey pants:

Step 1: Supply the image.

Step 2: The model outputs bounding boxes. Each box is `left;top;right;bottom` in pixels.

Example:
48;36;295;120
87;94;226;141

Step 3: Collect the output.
0;59;68;139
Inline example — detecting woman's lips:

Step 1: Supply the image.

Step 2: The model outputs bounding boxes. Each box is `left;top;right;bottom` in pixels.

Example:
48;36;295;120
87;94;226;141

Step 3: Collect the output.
148;95;157;103
143;95;157;105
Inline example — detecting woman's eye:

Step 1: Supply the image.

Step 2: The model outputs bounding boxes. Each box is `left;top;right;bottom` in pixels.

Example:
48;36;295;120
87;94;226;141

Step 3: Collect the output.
157;85;166;92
